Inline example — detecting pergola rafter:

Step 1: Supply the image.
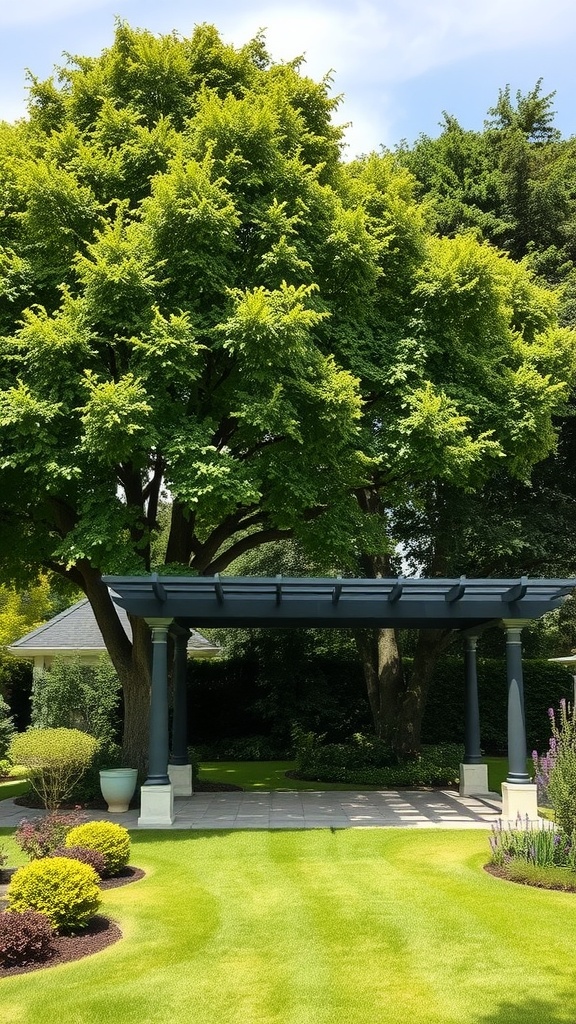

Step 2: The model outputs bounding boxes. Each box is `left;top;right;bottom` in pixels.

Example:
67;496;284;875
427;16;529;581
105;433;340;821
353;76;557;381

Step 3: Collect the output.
104;574;574;629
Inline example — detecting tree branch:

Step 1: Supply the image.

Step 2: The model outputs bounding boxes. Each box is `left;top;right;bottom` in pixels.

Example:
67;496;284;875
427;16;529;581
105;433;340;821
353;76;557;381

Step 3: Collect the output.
201;528;294;575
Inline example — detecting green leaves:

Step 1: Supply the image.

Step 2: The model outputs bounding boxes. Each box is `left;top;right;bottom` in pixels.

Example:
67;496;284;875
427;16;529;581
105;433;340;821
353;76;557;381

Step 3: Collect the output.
0;382;62;470
218;283;326;366
395;382;502;485
0;21;573;596
80;371;153;463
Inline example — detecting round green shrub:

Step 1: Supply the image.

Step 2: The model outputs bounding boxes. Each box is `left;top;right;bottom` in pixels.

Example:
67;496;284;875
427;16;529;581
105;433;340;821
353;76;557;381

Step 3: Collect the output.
65;821;130;876
7;856;101;932
8;728;99;810
0;909;55;966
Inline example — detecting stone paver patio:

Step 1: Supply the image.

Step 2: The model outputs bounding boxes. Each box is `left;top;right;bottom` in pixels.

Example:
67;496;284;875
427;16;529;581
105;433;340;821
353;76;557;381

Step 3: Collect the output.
0;789;503;830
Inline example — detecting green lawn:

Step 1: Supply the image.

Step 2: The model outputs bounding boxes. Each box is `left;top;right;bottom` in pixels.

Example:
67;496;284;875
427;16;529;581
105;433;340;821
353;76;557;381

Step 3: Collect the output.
2;827;576;1023
198;760;398;791
0;778;30;802
485;757;535;794
199;757;525;793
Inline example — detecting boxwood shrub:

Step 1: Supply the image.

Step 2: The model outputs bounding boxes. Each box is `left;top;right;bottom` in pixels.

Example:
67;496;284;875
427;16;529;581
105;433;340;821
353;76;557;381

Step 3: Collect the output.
7;857;101;932
65;821;130;876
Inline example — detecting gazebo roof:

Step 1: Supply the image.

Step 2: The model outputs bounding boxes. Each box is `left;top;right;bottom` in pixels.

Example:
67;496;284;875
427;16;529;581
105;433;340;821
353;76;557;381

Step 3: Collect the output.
103;574;576;631
8;598;220;659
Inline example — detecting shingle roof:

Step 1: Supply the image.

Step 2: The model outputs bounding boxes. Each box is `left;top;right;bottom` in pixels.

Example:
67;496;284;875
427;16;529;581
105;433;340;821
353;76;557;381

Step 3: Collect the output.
8;598;220;658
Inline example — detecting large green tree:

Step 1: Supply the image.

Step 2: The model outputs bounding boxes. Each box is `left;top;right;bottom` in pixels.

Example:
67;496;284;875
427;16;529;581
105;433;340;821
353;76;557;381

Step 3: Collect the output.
361;83;576;752
322;151;576;751
0;27;573;766
0;23;381;768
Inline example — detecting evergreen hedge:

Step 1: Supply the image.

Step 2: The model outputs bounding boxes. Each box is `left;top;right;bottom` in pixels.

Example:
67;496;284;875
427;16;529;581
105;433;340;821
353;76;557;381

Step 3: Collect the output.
187;655;571;756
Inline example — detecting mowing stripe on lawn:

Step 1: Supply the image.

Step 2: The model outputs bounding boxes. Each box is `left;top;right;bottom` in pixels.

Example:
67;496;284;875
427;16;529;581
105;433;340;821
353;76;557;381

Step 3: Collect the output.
2;829;576;1024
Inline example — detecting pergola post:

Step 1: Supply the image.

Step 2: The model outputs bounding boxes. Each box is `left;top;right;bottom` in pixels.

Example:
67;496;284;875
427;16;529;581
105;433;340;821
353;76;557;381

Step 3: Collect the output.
501;619;538;822
168;627;193;796
459;635;489;795
138;617;175;826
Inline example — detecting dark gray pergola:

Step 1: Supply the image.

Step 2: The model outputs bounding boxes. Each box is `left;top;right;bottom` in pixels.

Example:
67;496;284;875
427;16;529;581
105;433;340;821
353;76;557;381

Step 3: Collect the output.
104;574;575;825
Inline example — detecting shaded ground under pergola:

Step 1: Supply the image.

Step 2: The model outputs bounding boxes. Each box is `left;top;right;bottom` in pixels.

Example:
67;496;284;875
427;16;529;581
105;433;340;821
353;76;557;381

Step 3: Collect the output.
104;574;576;826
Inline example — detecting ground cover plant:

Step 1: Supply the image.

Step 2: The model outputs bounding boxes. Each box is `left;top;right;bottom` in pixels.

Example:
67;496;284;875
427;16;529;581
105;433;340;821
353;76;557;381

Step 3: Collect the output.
291;732;463;787
2;827;576;1023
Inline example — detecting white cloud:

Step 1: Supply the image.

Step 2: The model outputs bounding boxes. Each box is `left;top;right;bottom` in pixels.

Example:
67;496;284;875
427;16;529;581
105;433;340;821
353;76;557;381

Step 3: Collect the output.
221;0;576;85
0;0;112;28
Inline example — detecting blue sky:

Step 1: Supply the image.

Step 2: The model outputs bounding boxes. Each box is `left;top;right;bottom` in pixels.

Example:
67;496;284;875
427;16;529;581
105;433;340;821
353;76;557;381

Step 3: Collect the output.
1;0;575;155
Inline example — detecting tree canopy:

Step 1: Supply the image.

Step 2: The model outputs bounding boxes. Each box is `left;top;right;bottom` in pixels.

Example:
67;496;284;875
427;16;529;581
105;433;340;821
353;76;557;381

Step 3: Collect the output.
0;26;574;764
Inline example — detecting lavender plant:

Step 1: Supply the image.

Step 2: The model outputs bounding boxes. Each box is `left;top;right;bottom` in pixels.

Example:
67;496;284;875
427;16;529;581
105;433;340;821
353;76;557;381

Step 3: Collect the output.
534;699;576;837
489;816;565;868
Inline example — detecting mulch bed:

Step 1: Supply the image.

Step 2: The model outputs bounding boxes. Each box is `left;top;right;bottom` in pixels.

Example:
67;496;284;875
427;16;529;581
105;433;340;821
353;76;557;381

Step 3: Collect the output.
0;915;122;979
99;865;145;889
13;779;242;810
484;862;576;891
0;866;144;978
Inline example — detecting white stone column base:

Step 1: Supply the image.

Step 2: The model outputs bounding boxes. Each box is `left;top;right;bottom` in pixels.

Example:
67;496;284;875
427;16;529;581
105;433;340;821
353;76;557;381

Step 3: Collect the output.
168;763;193;796
138;783;174;827
459;763;490;796
500;781;539;824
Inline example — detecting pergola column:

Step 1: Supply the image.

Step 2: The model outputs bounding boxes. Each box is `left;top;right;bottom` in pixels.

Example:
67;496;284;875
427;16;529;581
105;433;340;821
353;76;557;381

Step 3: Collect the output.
459;635;489;795
501;619;538;822
168;627;193;796
138;617;175;826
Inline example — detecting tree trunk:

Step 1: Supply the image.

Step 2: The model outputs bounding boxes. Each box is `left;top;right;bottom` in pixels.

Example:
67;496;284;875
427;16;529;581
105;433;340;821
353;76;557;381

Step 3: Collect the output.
353;501;405;746
120;616;153;776
79;568;153;777
355;627;404;744
394;628;453;757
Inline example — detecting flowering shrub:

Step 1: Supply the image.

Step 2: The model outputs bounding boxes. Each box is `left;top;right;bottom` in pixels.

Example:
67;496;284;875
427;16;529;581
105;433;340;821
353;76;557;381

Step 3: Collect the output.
7;856;101;932
65;821;130;876
0;910;54;966
52;845;106;877
489;816;576;869
15;810;86;860
494;700;576;874
533;699;576;837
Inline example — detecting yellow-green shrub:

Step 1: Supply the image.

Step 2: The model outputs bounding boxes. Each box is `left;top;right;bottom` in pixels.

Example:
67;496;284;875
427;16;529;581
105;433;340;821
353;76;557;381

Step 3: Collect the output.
65;820;130;876
7;856;101;931
8;728;99;809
